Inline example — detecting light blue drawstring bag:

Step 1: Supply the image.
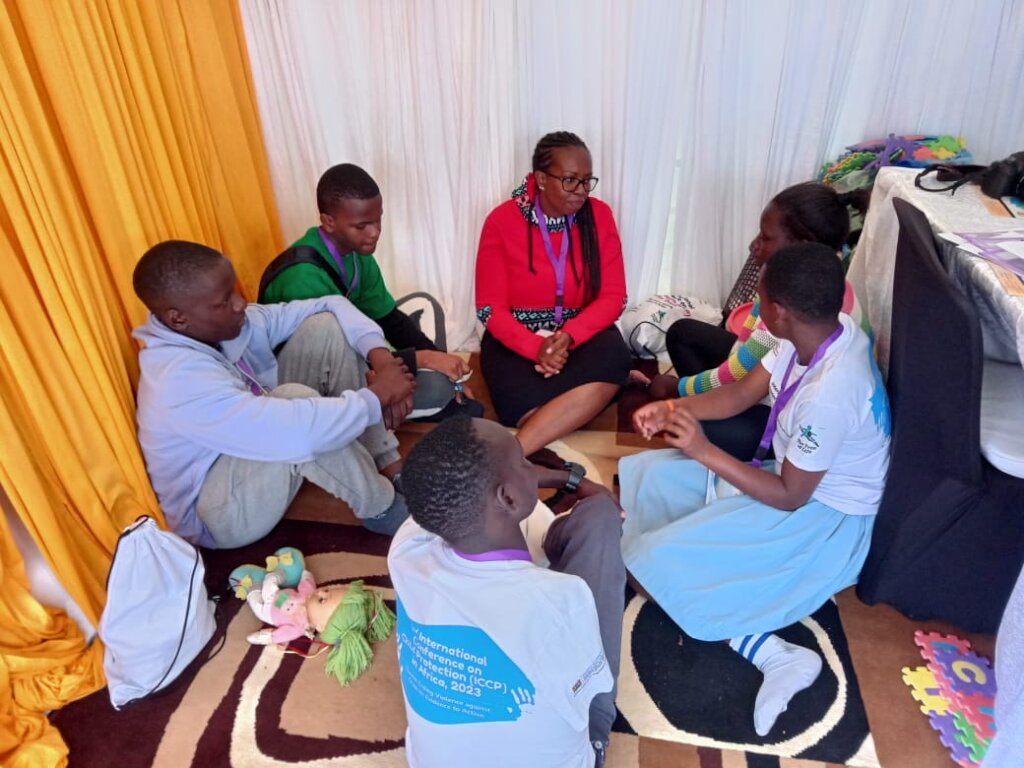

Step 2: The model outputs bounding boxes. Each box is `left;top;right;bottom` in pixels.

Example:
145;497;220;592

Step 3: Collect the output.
99;516;216;709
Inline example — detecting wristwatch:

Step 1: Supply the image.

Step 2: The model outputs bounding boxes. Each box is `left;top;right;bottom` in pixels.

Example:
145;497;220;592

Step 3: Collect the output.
563;461;586;493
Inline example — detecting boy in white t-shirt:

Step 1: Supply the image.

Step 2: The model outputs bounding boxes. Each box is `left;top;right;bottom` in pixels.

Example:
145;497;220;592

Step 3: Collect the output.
621;243;891;737
388;417;626;767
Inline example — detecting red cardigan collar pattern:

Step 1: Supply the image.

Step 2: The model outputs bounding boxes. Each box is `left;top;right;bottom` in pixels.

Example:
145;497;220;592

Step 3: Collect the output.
510;173;570;233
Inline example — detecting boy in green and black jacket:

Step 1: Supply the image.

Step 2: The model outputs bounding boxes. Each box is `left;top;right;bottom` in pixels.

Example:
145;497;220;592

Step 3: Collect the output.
261;163;481;418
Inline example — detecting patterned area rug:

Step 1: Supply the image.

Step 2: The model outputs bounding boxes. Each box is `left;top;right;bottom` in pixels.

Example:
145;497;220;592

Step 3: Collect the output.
53;518;410;767
618;595;876;766
52;364;886;767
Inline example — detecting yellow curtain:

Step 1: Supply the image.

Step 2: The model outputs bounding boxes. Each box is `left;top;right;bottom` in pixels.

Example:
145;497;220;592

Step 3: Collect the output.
0;1;282;764
0;499;105;768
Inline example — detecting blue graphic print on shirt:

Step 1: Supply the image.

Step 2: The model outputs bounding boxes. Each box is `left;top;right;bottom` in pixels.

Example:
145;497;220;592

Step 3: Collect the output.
867;350;892;436
396;599;536;725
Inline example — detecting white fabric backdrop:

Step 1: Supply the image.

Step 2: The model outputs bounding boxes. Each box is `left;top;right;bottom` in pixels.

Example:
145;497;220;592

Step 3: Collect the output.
240;0;1024;351
240;0;516;351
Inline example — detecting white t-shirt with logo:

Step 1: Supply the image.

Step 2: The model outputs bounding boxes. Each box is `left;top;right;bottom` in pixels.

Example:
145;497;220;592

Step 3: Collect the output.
388;518;611;768
760;313;891;516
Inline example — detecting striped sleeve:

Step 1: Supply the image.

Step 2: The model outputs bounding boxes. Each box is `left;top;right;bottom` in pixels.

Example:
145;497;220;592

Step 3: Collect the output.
735;298;761;343
841;280;874;338
678;301;778;395
678;281;872;397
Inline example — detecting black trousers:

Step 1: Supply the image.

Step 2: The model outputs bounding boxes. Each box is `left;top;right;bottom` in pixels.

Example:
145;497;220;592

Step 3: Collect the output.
665;318;735;376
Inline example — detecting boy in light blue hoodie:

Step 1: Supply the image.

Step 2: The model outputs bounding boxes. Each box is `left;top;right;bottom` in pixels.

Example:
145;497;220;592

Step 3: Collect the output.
132;240;415;548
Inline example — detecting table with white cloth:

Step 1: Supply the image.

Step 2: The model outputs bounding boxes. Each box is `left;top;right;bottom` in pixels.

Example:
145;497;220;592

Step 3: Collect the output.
849;166;1024;377
849;166;1024;479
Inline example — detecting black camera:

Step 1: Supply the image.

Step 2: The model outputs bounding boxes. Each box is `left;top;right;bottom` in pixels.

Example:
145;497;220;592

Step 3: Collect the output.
980;151;1024;199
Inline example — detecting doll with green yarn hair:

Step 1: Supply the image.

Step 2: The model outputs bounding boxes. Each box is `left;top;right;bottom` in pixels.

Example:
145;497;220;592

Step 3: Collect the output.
229;547;395;686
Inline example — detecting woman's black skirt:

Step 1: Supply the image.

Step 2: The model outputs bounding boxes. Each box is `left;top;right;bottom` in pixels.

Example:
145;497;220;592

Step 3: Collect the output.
480;325;631;426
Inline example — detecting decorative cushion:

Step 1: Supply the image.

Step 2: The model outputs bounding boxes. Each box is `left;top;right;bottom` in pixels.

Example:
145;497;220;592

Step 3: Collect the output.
981;360;1024;478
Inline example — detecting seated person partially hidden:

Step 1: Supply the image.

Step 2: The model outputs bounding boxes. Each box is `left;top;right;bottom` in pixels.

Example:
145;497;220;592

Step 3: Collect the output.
638;181;871;461
132;240;416;549
259;162;482;420
389;416;626;768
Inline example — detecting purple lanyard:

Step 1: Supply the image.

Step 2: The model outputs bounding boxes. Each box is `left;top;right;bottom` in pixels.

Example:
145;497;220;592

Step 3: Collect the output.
534;201;575;326
452;547;532;563
752;324;844;468
317;229;359;296
235;357;267;397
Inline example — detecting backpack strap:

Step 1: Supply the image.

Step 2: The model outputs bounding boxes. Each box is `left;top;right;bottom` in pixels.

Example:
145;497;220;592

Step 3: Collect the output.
914;164;985;195
257;245;348;302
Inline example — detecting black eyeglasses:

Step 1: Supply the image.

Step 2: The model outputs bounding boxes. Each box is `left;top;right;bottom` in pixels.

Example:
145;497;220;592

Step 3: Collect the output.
545;174;599;193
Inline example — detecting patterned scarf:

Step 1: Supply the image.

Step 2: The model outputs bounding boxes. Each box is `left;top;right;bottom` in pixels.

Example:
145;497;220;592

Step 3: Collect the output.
511;173;570;233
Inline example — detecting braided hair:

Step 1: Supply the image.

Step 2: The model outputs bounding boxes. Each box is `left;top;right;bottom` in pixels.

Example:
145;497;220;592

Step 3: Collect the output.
770;181;870;250
529;131;601;303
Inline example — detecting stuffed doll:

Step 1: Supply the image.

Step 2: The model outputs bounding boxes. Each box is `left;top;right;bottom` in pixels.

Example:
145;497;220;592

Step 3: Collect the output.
229;546;305;598
228;548;395;685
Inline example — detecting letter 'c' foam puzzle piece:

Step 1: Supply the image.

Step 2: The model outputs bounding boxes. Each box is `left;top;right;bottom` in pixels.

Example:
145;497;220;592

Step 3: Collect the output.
901;631;997;767
931;648;997;699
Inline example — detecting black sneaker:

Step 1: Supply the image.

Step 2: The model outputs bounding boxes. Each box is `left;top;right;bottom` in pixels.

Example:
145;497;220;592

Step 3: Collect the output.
412;395;485;422
408;369;456;420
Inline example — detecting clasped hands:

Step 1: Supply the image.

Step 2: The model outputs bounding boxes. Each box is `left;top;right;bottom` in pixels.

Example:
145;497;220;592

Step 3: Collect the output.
534;330;572;378
366;348;416;430
632;398;709;458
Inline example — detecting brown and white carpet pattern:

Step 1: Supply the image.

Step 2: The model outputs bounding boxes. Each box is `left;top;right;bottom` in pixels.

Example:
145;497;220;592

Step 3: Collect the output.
51;365;994;766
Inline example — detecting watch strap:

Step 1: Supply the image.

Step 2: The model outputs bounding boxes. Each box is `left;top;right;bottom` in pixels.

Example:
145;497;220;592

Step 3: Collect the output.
563;461;586;493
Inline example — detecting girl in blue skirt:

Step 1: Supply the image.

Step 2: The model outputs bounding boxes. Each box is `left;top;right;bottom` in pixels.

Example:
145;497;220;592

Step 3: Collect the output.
621;243;890;736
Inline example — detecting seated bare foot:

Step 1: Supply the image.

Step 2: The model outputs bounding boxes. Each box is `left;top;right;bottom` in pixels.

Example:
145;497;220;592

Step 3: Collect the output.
627;369;652;388
648;374;681;400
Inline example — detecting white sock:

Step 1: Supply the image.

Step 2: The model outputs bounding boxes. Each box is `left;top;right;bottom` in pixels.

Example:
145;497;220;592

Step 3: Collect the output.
729;633;822;736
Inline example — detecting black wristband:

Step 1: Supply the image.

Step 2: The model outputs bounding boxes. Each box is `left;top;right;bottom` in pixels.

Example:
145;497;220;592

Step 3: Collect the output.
563;461;586;493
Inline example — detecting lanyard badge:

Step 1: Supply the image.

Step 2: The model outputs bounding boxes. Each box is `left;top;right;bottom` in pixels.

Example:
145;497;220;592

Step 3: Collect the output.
752;324;844;468
534;201;575;326
317;229;360;296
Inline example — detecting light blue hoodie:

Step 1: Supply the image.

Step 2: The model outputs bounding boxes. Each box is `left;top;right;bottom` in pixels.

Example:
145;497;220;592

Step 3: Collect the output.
133;296;389;546
984;562;1024;767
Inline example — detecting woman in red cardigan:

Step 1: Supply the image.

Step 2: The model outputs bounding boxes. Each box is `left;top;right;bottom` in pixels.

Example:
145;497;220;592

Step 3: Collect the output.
475;131;631;458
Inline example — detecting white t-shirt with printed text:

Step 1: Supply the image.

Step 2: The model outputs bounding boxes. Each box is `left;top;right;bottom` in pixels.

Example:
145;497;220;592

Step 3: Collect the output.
760;314;891;516
387;518;612;768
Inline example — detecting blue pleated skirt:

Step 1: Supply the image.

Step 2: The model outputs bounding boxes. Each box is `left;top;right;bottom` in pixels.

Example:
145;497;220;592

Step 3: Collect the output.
619;450;875;641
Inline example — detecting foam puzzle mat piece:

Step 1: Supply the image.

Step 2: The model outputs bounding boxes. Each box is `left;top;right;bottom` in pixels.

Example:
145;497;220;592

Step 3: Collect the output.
929;712;979;768
952;711;990;763
958;697;997;743
910;630;998;768
934;649;997;699
926;657;963;707
953;689;996;725
902;665;949;715
915;630;972;663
